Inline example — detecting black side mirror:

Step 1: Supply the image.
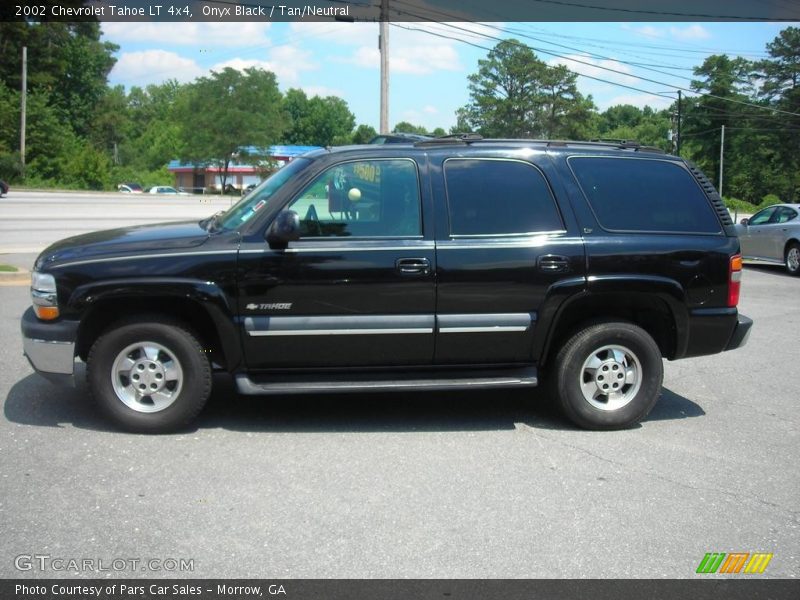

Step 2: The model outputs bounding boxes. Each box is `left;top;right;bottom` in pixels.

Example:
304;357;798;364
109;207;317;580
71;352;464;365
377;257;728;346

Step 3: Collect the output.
740;218;749;226
267;210;301;249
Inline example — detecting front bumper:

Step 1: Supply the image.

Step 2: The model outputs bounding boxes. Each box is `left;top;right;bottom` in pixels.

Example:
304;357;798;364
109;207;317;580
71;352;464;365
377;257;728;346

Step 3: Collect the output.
20;307;79;386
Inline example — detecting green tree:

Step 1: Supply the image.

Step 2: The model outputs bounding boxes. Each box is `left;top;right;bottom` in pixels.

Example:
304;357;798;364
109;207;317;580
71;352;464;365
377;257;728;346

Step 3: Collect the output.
682;55;756;194
351;124;378;144
596;104;671;150
123;81;186;172
393;121;428;135
757;27;800;201
0;21;117;137
457;39;594;138
283;88;355;146
175;67;286;191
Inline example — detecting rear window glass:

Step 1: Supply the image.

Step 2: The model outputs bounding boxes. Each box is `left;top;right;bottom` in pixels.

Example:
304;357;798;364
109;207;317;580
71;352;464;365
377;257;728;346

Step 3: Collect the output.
568;157;721;234
444;159;563;236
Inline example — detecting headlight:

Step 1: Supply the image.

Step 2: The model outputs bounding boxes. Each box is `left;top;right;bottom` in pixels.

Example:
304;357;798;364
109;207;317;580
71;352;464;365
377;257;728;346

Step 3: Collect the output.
31;271;59;320
31;271;56;292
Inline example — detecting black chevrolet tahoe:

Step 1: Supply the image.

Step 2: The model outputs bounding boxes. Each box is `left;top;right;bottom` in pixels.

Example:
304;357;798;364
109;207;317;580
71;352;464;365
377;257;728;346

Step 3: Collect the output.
20;138;752;432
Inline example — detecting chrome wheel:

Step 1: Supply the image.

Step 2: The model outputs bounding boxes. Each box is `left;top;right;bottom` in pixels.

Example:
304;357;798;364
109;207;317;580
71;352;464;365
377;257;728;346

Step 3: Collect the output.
579;344;642;411
110;341;183;413
787;246;800;273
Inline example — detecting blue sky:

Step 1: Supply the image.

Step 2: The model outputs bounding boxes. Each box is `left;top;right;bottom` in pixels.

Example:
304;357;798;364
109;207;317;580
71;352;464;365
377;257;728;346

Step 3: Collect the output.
101;21;797;132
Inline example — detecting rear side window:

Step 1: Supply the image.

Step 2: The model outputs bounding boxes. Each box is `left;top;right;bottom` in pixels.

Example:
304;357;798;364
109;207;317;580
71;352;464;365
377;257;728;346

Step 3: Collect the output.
568;157;722;234
443;159;563;236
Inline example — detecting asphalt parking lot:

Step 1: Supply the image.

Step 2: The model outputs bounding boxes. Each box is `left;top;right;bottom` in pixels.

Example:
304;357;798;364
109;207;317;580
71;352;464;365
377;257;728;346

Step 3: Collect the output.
0;264;797;579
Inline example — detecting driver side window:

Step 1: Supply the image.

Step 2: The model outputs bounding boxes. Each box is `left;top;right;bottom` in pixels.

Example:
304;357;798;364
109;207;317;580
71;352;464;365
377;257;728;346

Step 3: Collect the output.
287;159;422;238
749;207;775;226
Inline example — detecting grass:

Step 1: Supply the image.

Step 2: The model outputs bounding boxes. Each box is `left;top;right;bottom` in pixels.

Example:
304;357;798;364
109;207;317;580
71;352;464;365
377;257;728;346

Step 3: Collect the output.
0;264;19;272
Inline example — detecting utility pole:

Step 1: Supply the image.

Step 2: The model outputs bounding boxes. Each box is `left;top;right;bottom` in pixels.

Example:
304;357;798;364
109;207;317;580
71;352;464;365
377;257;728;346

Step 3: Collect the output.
20;46;27;179
676;89;682;156
719;124;725;197
379;0;389;134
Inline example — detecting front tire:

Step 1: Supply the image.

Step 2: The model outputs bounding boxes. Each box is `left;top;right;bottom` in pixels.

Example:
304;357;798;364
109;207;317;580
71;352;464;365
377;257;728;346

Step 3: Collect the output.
785;242;800;276
87;317;211;433
552;321;663;430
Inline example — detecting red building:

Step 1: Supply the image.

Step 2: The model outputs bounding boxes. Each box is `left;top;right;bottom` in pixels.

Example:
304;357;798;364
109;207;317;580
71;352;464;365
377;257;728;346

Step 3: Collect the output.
167;145;321;192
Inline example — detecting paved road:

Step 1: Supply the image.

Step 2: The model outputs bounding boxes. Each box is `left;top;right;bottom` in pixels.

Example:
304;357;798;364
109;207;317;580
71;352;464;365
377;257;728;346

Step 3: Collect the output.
0;191;234;253
0;267;798;579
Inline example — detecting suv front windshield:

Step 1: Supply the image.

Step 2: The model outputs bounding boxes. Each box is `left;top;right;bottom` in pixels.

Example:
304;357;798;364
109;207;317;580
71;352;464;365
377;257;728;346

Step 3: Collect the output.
214;158;312;231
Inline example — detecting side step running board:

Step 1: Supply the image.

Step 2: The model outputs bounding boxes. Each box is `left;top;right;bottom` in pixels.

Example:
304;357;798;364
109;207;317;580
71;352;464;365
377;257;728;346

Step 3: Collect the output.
235;367;538;395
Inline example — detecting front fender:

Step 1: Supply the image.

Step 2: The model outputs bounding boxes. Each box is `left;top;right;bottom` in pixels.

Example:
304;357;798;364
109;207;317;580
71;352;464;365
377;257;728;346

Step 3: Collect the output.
68;278;242;370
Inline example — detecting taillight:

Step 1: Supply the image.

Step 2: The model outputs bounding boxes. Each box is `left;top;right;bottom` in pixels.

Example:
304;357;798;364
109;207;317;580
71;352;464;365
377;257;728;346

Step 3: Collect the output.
728;254;742;307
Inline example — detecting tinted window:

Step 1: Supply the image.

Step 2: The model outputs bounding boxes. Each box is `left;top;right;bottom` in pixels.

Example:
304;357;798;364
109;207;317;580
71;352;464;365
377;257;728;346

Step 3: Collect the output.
569;157;722;233
219;157;311;230
749;207;775;226
288;159;421;238
444;159;563;236
773;206;797;224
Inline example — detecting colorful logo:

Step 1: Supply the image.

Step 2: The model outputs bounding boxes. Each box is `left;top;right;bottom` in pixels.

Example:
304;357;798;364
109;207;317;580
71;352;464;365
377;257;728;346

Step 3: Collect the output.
696;552;773;574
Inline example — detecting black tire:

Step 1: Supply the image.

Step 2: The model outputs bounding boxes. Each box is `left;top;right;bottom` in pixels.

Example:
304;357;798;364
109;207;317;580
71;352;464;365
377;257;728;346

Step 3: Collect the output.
552;321;663;430
785;242;800;276
87;317;211;433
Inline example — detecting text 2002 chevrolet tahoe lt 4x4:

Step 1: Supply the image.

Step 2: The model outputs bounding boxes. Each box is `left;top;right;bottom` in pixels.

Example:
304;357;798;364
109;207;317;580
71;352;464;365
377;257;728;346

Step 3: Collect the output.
21;137;752;432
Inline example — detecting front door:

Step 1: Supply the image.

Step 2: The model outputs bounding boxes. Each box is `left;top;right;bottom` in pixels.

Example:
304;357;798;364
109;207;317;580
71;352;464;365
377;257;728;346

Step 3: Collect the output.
237;157;436;370
742;206;776;259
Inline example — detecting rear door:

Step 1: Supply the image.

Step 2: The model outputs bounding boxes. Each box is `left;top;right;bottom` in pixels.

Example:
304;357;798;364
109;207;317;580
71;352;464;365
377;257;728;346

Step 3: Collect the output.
429;150;586;365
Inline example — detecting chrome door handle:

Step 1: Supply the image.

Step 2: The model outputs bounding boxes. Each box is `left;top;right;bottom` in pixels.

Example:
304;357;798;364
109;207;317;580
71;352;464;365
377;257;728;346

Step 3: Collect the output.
537;255;570;273
395;257;431;275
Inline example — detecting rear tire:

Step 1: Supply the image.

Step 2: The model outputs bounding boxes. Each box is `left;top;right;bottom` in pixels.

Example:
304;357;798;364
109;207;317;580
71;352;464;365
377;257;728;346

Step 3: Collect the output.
87;317;211;433
552;321;663;430
785;242;800;276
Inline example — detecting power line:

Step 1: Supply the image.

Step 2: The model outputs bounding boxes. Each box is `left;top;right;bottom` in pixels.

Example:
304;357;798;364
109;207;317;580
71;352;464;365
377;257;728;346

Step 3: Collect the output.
389;4;800;118
522;0;796;21
390;23;676;102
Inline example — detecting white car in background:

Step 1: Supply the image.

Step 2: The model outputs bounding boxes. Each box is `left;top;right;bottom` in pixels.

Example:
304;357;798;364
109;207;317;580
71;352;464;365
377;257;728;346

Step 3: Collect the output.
117;182;143;193
735;203;800;275
147;186;187;195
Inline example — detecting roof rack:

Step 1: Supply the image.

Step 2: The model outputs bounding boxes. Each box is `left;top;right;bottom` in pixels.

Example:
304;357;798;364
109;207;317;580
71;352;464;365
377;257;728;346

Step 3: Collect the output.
587;138;664;152
414;133;483;147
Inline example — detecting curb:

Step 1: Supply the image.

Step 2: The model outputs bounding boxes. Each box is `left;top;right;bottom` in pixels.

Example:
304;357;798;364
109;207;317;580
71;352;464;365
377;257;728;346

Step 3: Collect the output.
0;268;30;285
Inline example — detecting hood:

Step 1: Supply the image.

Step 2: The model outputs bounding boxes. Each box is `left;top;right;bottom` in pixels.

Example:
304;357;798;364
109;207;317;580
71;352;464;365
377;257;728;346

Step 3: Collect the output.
36;220;211;269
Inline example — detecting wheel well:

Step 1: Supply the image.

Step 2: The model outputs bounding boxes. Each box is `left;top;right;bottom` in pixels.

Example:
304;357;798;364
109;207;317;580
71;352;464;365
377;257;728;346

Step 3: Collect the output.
541;293;677;367
75;297;227;368
785;238;800;255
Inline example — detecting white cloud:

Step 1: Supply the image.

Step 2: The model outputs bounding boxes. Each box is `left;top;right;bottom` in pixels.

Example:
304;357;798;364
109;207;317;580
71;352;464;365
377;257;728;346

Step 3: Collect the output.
334;41;461;75
549;54;639;87
669;25;711;40
623;24;665;38
111;50;204;85
289;22;376;46
620;23;711;41
211;46;317;87
302;85;345;98
102;22;271;46
423;105;438;114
